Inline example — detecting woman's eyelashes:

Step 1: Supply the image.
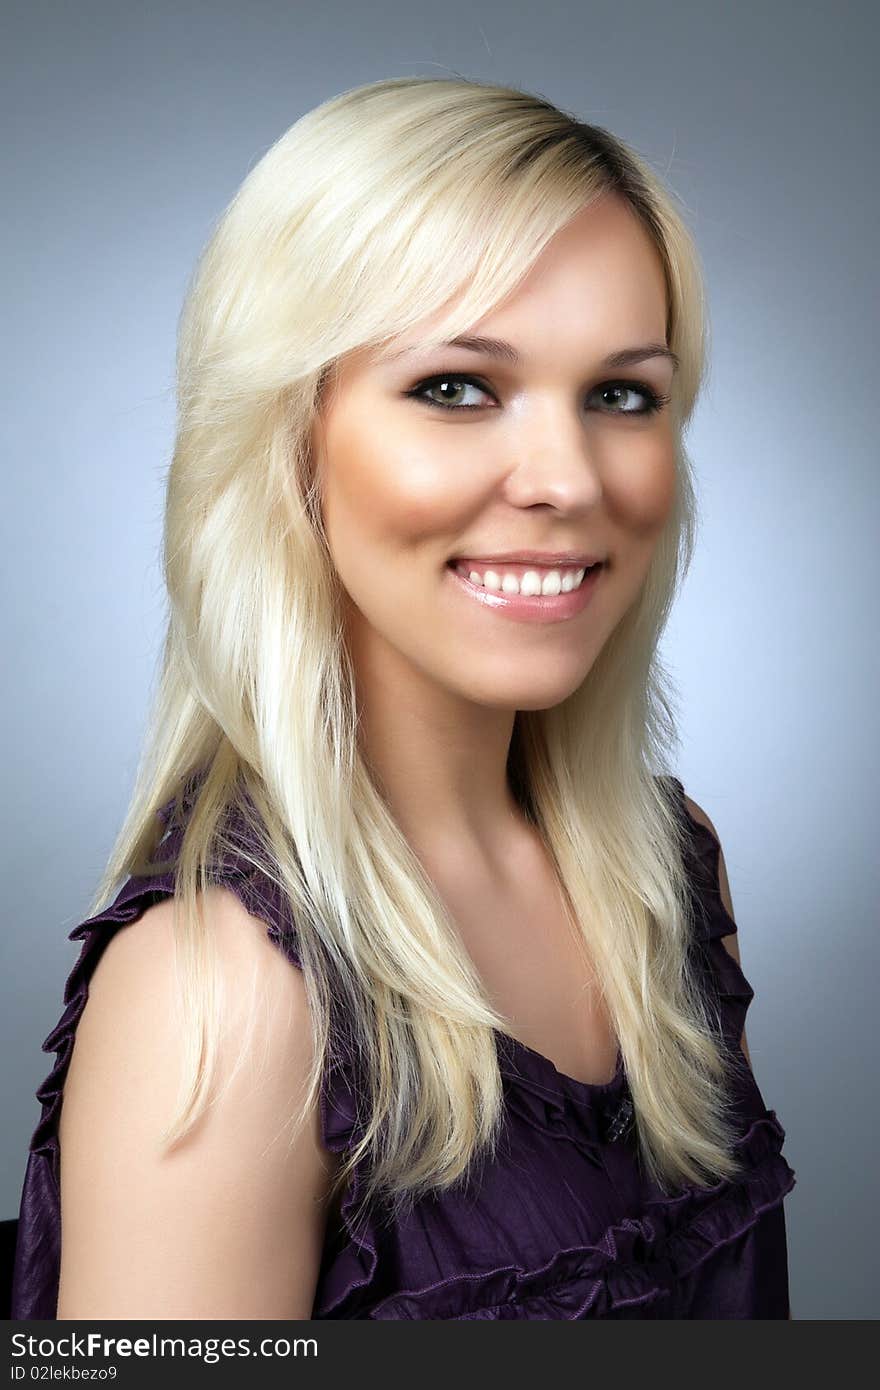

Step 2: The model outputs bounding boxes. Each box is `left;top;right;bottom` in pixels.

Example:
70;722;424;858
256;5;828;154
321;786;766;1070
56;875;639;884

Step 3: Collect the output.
404;372;671;417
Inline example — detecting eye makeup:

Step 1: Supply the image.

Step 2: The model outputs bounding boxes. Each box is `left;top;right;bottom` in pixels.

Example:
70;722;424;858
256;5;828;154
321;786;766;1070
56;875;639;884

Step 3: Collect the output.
404;371;671;417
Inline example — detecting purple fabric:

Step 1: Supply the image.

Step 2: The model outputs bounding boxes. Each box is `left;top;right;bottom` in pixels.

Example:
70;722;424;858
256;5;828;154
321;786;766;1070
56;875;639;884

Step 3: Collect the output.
10;775;796;1319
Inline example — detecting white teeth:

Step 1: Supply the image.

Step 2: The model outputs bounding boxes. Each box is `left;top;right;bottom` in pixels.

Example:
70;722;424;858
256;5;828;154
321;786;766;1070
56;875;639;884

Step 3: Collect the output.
459;565;589;595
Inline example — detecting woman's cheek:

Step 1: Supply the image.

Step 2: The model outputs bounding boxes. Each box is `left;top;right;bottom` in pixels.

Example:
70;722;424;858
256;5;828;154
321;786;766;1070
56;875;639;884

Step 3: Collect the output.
606;443;677;532
375;447;487;541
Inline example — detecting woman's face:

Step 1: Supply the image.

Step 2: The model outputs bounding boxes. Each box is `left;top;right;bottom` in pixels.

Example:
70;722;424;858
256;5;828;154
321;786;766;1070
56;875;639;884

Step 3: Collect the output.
311;194;678;713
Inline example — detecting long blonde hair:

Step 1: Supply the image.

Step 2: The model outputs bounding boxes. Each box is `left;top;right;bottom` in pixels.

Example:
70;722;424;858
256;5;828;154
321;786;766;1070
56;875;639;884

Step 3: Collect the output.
89;75;745;1224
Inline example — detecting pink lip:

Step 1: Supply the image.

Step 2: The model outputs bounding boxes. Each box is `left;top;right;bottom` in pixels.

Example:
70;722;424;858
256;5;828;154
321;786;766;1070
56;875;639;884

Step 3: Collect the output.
450;551;603;566
446;562;603;624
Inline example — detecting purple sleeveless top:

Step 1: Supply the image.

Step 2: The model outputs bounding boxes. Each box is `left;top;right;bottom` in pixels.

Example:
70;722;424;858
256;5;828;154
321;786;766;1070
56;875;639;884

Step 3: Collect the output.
10;775;796;1319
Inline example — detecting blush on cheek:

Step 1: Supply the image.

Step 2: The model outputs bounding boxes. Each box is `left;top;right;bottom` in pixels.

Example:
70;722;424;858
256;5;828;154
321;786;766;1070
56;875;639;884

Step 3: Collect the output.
387;462;477;539
646;466;677;523
379;483;476;549
614;451;677;529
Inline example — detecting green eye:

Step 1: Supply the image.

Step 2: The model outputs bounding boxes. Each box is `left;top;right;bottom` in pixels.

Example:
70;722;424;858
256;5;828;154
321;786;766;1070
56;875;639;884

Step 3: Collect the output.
412;376;492;410
406;373;670;416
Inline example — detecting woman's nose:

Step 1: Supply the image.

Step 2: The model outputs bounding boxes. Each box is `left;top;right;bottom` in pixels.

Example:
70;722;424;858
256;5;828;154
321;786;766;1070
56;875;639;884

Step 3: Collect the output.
502;409;604;511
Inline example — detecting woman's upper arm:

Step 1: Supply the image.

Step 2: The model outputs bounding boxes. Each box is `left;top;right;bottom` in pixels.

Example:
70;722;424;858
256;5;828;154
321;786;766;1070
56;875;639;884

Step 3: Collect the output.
56;885;339;1320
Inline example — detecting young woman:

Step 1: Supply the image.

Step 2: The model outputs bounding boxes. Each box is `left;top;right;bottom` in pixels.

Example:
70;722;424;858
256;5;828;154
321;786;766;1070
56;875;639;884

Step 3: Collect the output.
11;75;796;1320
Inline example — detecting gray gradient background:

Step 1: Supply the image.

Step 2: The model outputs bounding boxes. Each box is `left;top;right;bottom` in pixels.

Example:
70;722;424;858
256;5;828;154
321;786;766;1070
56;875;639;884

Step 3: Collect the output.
2;0;877;1321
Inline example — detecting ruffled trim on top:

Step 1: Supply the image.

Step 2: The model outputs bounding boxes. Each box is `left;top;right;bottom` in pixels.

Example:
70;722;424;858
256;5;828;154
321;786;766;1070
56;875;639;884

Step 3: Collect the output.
28;789;304;1175
18;770;795;1322
666;776;741;940
360;1105;795;1319
494;1030;630;1162
665;775;758;1057
311;775;796;1319
19;779;380;1320
312;1055;382;1317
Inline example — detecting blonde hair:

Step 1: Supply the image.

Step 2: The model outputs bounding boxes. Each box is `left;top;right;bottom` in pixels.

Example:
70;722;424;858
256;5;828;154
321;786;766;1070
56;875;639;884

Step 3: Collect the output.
89;75;746;1226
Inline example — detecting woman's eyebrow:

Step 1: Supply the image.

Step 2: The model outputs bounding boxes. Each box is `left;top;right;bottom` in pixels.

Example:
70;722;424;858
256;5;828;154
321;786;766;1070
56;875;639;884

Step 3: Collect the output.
384;334;680;373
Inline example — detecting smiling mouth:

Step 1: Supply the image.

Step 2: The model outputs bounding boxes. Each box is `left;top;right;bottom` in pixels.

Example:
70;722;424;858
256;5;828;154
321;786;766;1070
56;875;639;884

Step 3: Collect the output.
445;558;603;595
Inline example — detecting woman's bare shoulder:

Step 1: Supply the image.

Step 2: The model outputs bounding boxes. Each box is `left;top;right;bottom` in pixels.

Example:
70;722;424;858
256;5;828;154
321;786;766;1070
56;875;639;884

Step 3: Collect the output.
57;886;339;1319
